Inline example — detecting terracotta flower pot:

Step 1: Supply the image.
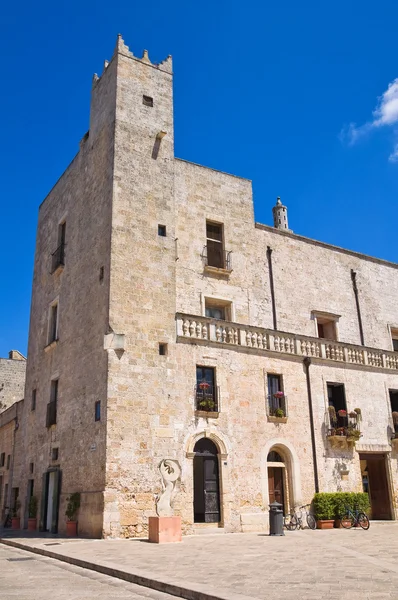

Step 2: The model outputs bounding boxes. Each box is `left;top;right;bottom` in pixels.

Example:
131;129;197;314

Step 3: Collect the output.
27;518;37;531
66;521;78;537
316;519;334;529
11;517;20;529
334;519;352;528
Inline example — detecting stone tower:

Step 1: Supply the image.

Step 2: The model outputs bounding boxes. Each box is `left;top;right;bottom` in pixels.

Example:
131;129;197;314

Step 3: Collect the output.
272;197;291;232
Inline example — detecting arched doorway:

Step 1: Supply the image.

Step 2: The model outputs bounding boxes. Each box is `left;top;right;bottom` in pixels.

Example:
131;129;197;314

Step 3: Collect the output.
267;450;286;514
193;438;220;523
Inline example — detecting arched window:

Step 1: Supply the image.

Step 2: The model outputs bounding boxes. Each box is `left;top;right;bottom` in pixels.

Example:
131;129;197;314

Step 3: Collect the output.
267;450;283;463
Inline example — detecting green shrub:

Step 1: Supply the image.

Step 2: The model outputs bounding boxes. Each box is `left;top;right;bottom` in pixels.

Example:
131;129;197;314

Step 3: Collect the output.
313;492;370;519
28;496;38;518
65;492;81;521
313;493;335;520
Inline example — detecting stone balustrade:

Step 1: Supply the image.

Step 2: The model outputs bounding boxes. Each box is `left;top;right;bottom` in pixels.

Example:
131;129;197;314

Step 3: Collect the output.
176;313;398;371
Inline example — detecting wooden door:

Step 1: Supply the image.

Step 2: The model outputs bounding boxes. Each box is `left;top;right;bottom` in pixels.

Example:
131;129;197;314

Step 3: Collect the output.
366;456;391;520
193;438;220;524
203;456;220;523
268;467;285;512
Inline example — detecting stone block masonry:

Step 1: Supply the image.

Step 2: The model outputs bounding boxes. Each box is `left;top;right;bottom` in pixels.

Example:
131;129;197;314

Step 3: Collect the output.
5;34;398;538
0;351;26;413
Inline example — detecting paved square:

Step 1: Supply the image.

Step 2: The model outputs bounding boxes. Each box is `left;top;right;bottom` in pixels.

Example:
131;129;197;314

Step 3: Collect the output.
2;524;398;599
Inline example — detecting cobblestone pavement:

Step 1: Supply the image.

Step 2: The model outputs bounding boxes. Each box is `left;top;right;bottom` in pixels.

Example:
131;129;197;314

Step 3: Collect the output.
2;524;398;599
0;544;177;600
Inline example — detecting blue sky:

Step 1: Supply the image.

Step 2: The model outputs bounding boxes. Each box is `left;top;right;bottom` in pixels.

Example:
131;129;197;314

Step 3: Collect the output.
1;0;398;357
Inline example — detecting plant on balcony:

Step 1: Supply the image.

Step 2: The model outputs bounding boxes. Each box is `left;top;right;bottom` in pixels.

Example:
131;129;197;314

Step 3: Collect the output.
349;411;357;419
198;381;210;390
198;399;216;411
392;411;398;425
337;409;347;417
346;427;361;442
273;391;284;399
328;406;337;423
274;408;285;418
354;408;362;420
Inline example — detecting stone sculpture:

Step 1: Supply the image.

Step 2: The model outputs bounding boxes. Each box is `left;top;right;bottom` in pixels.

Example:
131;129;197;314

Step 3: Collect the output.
155;459;181;517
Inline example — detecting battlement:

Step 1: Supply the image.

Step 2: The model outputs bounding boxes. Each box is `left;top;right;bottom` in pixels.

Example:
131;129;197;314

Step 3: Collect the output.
93;34;172;85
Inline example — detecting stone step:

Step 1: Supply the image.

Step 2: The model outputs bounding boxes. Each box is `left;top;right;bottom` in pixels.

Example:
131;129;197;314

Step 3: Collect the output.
193;526;225;535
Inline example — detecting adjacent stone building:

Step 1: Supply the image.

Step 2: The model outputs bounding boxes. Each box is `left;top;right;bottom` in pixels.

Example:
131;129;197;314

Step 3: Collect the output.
6;36;398;537
0;350;26;413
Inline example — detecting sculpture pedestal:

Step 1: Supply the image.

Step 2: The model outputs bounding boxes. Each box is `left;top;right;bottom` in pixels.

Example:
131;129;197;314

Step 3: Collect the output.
148;516;182;543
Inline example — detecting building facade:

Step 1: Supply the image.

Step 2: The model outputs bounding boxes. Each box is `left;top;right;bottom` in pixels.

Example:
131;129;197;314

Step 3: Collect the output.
7;36;398;537
0;350;26;413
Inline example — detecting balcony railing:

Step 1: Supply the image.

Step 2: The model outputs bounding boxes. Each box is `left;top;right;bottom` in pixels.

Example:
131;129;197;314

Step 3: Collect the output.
176;313;398;371
195;384;220;412
201;246;232;272
327;410;361;441
267;394;288;418
51;243;65;273
46;401;57;427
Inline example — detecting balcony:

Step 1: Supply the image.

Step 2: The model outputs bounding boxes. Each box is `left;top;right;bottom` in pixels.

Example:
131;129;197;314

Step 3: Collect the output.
195;383;220;416
176;313;398;372
326;409;362;447
201;246;232;275
267;393;288;423
51;243;65;273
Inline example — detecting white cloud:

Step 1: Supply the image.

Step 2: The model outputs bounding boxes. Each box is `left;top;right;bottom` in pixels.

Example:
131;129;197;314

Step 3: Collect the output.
341;78;398;159
389;142;398;163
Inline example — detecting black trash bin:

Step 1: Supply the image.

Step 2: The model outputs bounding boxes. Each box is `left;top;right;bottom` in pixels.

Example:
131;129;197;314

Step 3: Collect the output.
269;501;284;536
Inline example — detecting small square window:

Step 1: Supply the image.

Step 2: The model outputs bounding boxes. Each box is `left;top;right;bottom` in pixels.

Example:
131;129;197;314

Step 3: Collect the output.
52;448;59;461
204;298;232;321
6;455;10;470
158;225;166;237
31;389;36;411
159;343;167;356
95;401;101;422
143;95;154;107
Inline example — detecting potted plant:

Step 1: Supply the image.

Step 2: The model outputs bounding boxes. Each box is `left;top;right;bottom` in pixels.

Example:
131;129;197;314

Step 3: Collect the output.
346;427;361;442
274;408;285;418
28;496;38;531
313;493;335;529
65;492;81;536
11;499;21;529
354;408;362;421
328;405;337;422
337;409;347;418
198;399;215;411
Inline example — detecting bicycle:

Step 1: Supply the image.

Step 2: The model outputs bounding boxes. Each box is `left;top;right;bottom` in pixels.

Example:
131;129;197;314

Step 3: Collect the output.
284;504;316;530
338;505;370;530
3;507;12;528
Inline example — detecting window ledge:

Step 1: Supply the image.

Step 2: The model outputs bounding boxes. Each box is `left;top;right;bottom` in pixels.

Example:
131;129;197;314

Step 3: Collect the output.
204;265;232;277
267;416;288;424
194;410;220;419
44;339;59;352
51;264;64;276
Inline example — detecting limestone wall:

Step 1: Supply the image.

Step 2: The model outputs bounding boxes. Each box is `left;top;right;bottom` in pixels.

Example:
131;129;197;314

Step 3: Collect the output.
0;352;26;413
16;54;118;537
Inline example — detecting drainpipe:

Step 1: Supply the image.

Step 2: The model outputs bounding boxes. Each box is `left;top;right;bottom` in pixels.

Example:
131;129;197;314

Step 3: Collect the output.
303;357;319;494
266;247;277;330
351;269;365;346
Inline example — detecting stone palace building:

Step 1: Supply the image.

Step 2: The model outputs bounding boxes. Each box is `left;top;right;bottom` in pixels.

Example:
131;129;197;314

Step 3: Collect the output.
1;35;398;537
